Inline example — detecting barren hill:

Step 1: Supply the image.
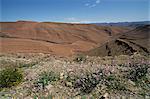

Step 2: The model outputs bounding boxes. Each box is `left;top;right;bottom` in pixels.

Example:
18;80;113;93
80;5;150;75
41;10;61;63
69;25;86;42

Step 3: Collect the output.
0;21;129;56
86;25;150;56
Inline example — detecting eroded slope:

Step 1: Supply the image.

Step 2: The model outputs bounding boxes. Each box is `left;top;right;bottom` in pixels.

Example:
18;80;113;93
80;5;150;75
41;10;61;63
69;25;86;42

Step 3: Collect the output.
86;25;150;56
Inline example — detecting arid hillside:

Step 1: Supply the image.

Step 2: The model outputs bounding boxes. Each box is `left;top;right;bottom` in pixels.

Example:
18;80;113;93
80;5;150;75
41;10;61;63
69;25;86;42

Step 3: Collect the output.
0;53;149;98
86;25;150;56
0;21;129;56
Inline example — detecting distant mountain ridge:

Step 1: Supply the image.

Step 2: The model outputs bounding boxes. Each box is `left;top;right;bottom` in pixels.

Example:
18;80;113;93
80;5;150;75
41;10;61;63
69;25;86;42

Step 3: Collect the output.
92;21;150;27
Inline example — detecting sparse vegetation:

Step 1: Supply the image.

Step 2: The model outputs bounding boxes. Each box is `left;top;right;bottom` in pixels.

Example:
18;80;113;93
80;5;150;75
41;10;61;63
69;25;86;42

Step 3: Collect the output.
74;54;86;63
106;75;127;91
0;59;38;69
0;54;149;98
35;71;60;89
18;61;38;68
127;63;149;82
74;69;104;94
126;63;150;98
0;67;23;89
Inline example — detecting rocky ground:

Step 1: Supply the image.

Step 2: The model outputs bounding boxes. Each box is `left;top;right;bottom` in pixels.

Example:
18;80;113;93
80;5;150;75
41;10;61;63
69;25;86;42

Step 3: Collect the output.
0;53;150;99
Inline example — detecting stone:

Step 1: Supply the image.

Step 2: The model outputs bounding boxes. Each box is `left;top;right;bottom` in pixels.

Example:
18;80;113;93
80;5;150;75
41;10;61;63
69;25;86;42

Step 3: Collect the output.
60;73;64;79
46;84;53;90
65;82;72;87
128;80;136;86
103;93;109;99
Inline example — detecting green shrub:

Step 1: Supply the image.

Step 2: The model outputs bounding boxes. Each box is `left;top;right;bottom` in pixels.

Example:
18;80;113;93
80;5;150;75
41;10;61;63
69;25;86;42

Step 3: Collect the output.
127;64;148;82
36;71;59;89
106;75;127;91
74;69;104;94
0;68;23;88
81;95;87;99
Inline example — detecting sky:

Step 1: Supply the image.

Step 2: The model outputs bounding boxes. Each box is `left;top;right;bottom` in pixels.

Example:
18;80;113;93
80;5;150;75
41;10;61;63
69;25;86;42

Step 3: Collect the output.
1;0;149;23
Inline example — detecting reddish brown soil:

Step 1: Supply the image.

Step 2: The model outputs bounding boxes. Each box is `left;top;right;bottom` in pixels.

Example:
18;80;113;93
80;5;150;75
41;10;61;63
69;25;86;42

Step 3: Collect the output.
86;25;150;56
0;21;130;56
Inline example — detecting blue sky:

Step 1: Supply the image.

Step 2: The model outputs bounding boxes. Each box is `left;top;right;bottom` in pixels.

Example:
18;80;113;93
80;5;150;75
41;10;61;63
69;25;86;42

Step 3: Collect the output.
1;0;149;23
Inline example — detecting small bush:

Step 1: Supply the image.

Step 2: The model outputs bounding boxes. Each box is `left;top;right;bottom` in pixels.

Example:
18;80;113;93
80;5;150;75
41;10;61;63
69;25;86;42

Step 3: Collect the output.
127;64;149;82
0;68;23;88
74;69;104;93
18;61;38;68
36;71;59;89
74;55;86;63
65;74;78;83
106;75;127;91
